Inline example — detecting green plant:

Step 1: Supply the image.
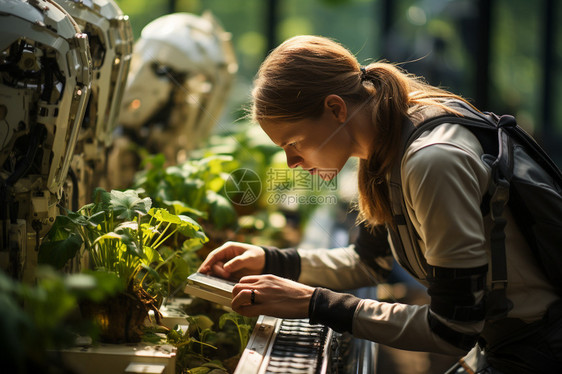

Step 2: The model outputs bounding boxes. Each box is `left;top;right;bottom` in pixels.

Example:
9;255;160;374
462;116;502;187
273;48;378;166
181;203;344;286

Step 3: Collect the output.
38;188;208;342
164;307;256;374
0;267;122;373
135;154;238;231
190;122;285;214
218;312;253;356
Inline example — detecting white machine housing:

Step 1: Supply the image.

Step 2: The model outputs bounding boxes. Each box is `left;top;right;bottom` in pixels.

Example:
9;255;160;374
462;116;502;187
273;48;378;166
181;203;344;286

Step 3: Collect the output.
0;0;92;280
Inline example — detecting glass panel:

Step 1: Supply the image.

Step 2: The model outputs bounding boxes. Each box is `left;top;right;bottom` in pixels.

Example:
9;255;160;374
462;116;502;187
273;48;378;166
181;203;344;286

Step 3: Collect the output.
380;0;477;99
281;0;379;65
490;0;541;135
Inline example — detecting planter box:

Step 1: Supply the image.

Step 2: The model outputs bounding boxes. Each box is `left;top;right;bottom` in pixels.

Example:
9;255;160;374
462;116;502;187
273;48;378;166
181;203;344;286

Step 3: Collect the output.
60;343;176;374
159;297;192;330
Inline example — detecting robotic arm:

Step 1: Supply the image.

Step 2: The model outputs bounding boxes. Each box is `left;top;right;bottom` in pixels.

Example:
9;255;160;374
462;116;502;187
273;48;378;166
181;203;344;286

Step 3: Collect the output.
53;0;133;210
0;0;92;281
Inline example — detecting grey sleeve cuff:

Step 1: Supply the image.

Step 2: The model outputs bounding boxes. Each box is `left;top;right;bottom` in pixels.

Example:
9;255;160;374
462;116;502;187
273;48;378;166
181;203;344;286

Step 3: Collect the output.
308;287;361;333
261;246;301;280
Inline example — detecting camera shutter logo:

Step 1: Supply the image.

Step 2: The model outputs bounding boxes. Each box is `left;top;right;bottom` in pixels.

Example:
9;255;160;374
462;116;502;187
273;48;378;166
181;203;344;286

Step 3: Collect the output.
224;168;261;205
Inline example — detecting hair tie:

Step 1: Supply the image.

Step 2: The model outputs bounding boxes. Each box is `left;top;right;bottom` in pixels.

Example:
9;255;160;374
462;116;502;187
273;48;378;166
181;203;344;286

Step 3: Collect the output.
360;67;367;82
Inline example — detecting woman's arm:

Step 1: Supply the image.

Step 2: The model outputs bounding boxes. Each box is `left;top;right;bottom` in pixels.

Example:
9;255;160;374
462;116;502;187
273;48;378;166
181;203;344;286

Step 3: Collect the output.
261;223;394;290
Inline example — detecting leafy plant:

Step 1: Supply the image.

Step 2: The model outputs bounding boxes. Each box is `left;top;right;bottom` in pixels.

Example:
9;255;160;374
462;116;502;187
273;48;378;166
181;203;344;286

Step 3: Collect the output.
134;154;238;231
38;188;208;342
218;312;253;356
164;306;256;374
0;267;122;373
189;122;284;214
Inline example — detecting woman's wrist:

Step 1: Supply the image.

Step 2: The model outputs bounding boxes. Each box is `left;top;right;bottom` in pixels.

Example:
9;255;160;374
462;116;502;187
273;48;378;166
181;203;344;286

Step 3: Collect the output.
261;246;301;279
308;288;361;333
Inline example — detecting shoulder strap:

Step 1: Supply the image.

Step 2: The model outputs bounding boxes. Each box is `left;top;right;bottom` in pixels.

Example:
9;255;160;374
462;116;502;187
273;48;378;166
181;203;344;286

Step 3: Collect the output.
387;118;431;279
392;100;514;318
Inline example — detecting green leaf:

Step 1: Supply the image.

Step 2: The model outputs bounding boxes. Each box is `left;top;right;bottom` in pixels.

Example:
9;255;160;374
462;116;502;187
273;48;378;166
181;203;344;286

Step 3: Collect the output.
42;215;78;242
140;264;161;283
181;234;208;251
65;210;95;227
140;153;166;170
63;271;123;301
178;216;206;241
115;221;139;231
237;324;251;350
149;208;205;238
164;200;207;219
202;361;226;370
188;315;214;332
94;232;124;242
93;232;139;259
88;210;107;226
110;189;152;220
206;176;226;193
142;245;163;266
159;252;190;290
219;312;252;354
119;233;142;258
149;208;183;225
37;233;83;269
91;188;112;212
187;367;210;374
166;326;184;344
206;192;237;230
218;312;239;330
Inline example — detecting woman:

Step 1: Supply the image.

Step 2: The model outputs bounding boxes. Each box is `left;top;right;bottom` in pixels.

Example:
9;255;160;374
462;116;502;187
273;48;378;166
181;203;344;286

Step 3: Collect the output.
198;35;561;373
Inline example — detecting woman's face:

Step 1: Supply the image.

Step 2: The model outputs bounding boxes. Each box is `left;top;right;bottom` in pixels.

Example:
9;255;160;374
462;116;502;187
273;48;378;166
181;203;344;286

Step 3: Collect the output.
260;105;353;180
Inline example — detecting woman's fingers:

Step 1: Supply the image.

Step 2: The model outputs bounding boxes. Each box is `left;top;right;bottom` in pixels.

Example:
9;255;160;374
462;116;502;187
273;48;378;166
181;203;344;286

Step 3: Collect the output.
198;242;266;279
223;252;261;273
198;241;244;273
230;275;314;319
210;261;231;279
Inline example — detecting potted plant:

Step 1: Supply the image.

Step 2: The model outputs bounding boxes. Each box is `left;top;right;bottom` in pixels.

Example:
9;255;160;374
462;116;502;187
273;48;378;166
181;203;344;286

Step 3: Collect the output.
39;188;208;343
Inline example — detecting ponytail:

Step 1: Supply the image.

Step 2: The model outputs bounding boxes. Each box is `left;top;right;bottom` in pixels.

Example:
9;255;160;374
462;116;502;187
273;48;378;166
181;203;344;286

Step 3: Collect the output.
357;63;466;227
357;63;409;226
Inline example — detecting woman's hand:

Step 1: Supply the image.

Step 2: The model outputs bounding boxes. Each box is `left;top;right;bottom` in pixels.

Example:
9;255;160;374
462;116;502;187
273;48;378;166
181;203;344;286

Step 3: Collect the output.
198;241;266;280
231;274;315;318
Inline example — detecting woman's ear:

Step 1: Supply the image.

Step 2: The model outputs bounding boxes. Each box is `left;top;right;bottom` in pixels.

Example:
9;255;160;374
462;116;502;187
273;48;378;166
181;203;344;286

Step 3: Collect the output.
324;94;347;123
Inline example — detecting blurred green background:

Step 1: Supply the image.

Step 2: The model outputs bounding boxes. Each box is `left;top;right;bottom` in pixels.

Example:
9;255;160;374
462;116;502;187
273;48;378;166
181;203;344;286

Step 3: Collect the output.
115;0;562;165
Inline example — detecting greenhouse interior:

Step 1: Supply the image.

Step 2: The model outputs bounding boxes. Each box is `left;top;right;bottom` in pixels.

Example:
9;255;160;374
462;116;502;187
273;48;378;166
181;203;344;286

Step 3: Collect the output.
1;0;561;373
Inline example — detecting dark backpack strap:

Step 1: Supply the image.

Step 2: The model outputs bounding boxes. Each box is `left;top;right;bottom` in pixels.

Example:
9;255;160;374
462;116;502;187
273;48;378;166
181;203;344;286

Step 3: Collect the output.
483;115;516;320
407;103;515;319
387;118;431;278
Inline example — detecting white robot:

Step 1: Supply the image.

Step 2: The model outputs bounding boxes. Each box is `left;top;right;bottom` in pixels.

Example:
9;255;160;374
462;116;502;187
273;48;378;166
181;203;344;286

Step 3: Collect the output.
0;0;92;281
109;12;238;189
52;0;133;210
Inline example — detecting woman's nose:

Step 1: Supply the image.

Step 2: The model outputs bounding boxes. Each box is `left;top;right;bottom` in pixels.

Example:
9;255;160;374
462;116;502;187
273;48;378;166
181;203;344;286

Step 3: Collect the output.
286;152;303;169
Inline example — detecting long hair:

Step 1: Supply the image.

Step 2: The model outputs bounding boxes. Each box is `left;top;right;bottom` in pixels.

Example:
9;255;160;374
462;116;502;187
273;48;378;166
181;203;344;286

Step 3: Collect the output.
252;35;469;227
